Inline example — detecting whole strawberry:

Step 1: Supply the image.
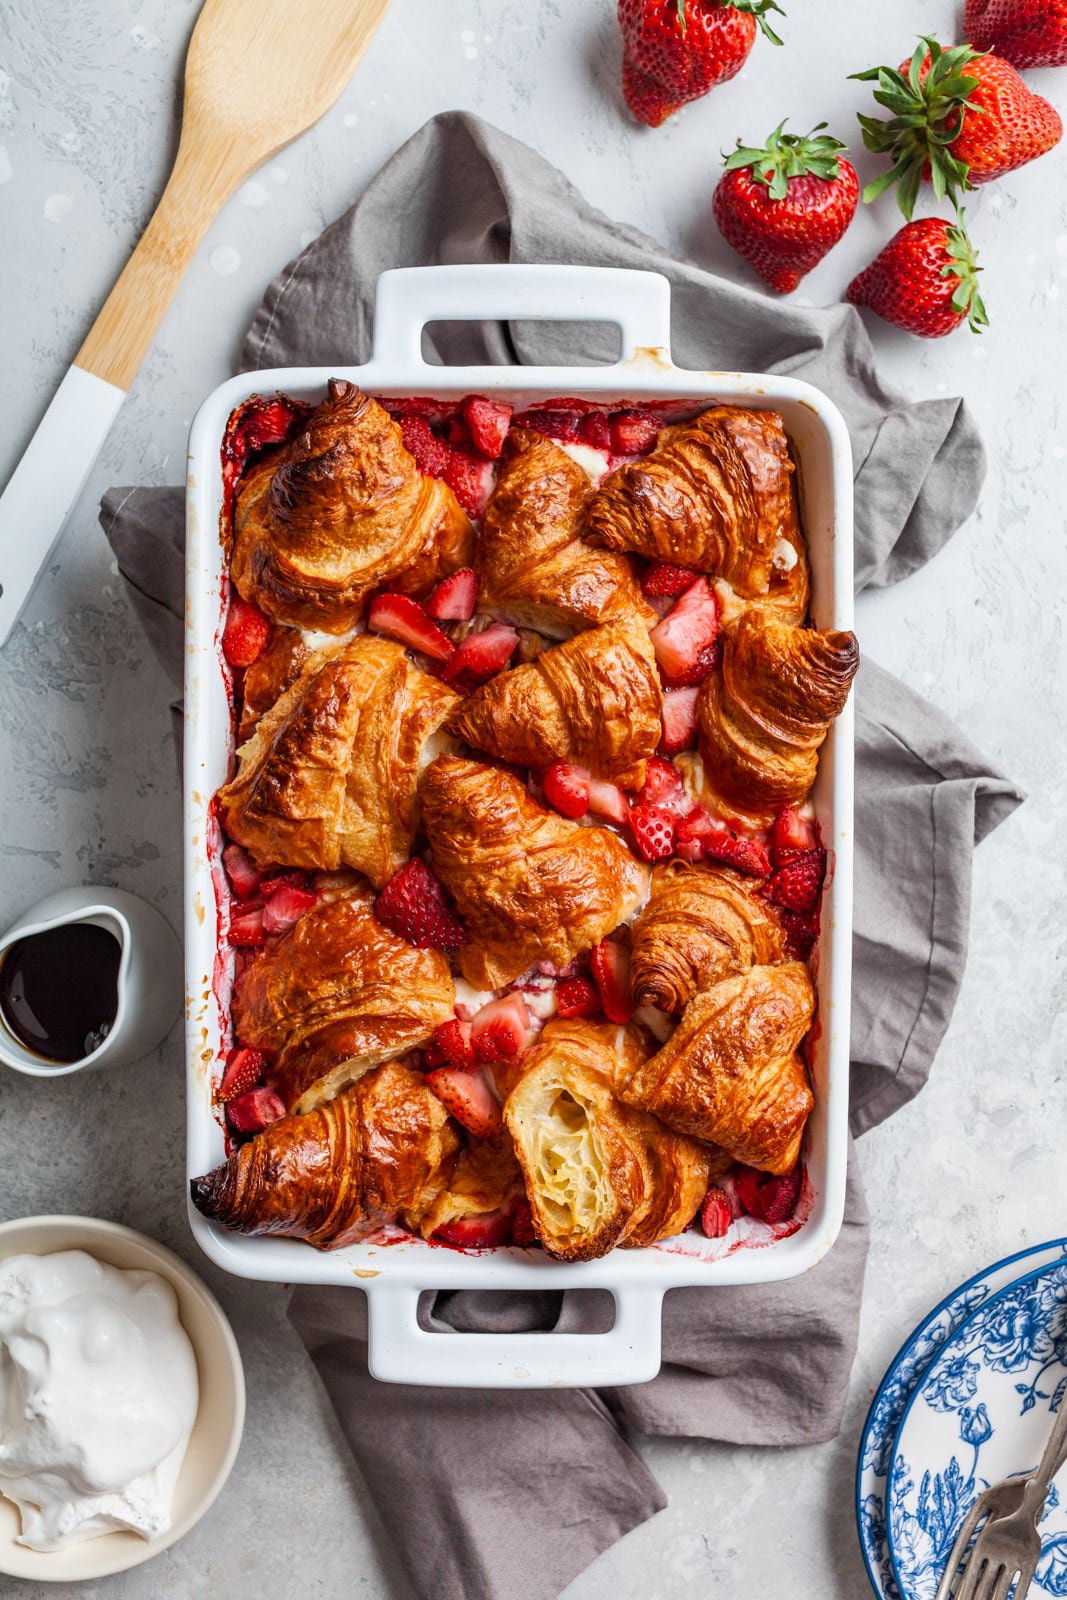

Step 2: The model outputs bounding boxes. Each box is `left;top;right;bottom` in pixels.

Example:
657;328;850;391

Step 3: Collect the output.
853;35;1062;216
618;0;784;129
966;0;1067;69
714;121;859;293
846;217;988;338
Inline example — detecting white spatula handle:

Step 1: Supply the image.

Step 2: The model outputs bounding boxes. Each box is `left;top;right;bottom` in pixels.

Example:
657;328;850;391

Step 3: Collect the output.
0;366;126;647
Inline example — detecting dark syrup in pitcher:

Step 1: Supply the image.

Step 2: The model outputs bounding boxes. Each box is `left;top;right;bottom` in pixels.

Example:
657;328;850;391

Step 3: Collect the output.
0;924;121;1063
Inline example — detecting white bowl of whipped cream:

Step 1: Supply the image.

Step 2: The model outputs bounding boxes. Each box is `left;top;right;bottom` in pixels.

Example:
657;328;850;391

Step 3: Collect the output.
0;1215;245;1582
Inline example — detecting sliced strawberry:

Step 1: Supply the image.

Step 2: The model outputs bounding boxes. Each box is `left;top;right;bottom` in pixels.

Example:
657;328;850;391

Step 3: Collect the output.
734;1166;767;1219
776;906;819;960
641;561;696;599
425;1065;503;1138
443;451;489;518
555;976;602;1019
760;1166;803;1224
578;410;612;450
771;805;819;866
375;858;467;950
432;1205;514;1249
222;843;264;900
514;409;582;444
659;640;721;689
368;593;455;663
673;810;770;877
542;759;590;819
590;940;635;1024
471;993;531;1063
610;409;660;456
462;396;512;459
434;1017;476;1069
660;686;700;756
226;1087;286;1136
629;803;676;862
228;902;267;946
222;595;270;668
634;755;688;814
763;849;827;913
446;414;473;449
385;397;452;422
217;1046;267;1103
649;578;719;682
259;870;308;899
262;884;317;934
510;1198;537;1246
586;778;631;827
422;1039;448;1069
440;623;519;693
699;1186;733;1239
400;414;453;477
425;568;479;622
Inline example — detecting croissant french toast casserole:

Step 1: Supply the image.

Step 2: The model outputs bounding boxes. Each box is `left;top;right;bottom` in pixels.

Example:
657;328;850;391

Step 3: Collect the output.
191;382;858;1262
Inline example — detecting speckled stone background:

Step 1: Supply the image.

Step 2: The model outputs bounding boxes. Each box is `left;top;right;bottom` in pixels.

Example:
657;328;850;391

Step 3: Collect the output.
1;1;1066;1596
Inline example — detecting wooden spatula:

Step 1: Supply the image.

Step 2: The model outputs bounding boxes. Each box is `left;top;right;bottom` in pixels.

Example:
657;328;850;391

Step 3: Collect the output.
0;0;391;647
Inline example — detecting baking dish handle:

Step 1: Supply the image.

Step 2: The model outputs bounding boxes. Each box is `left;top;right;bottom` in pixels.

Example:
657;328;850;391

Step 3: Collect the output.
371;264;673;369
366;1281;665;1388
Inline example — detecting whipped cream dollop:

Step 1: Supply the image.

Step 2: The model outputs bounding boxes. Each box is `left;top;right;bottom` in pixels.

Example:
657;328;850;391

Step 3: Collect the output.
0;1250;199;1551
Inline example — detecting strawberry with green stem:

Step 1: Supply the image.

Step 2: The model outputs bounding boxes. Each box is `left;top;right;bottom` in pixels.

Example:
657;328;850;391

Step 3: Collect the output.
846;215;988;339
714;122;859;293
852;35;1062;219
618;0;785;130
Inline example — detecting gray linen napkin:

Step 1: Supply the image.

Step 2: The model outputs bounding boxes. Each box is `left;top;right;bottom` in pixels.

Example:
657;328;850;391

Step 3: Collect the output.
99;112;1023;1600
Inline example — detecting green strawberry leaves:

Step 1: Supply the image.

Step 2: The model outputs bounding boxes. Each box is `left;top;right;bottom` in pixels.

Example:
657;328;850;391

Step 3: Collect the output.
851;35;983;218
944;216;989;333
723;120;847;201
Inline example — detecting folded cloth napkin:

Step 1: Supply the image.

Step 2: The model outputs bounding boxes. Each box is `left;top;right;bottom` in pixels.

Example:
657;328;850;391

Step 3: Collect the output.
99;112;1023;1600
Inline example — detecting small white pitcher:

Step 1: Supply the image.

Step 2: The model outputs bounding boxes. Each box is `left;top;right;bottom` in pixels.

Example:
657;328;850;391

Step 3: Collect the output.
0;888;182;1077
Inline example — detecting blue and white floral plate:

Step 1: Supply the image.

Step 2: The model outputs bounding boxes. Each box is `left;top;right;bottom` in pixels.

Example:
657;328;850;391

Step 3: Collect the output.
887;1256;1067;1600
857;1240;1067;1600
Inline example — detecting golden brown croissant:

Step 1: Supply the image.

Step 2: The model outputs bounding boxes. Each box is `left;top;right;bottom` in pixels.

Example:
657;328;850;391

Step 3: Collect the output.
238;625;314;741
695;608;859;827
190;1061;459;1250
231;380;474;632
231;885;455;1113
585;407;808;618
504;1019;711;1261
419;755;648;989
474;428;656;638
618;963;815;1175
630;861;786;1014
417;1132;526;1239
445;622;662;786
218;636;458;886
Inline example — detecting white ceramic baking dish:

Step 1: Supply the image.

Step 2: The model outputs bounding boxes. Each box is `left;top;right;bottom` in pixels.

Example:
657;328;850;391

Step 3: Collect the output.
184;264;854;1389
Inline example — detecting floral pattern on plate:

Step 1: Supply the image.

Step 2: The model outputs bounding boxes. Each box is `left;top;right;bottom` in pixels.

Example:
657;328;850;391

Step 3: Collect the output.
887;1260;1067;1600
855;1240;1067;1600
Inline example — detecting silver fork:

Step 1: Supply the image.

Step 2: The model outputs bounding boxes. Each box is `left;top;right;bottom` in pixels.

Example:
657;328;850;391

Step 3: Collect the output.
934;1396;1067;1600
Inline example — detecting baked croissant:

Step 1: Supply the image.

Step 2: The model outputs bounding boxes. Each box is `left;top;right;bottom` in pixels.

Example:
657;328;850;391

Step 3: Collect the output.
238;625;314;742
618;963;815;1175
504;1019;711;1261
232;885;455;1113
417;1132;526;1240
218;636;458;886
445;622;662;787
231;379;474;632
190;1061;460;1250
630;861;786;1014
474;428;655;638
585;406;809;620
695;608;859;827
419;755;648;989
